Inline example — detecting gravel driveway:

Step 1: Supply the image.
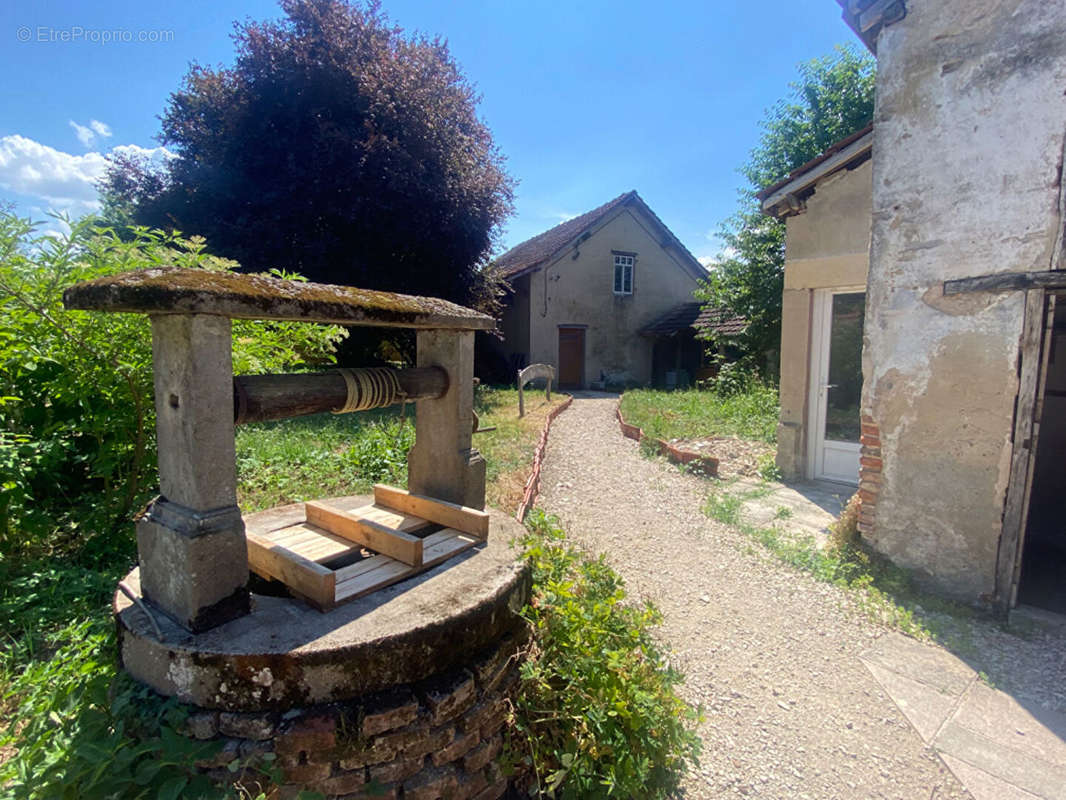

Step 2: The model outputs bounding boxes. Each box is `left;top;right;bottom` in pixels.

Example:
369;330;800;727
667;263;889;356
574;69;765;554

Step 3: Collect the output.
536;395;970;800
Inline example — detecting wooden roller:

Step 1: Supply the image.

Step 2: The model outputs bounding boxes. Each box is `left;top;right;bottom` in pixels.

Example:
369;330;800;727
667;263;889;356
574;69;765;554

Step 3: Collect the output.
233;366;448;424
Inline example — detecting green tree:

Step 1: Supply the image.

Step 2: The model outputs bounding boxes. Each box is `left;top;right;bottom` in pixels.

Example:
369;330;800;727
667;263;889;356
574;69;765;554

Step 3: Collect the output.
101;0;514;312
697;45;875;373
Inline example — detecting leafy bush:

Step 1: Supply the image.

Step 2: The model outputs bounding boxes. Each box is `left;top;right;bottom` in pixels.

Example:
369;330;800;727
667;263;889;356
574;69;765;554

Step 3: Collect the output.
514;511;701;798
0;212;345;557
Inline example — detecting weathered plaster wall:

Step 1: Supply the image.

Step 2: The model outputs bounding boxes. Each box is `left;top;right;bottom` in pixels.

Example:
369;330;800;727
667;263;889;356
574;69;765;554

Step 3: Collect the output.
526;207;701;387
863;0;1066;600
777;159;872;479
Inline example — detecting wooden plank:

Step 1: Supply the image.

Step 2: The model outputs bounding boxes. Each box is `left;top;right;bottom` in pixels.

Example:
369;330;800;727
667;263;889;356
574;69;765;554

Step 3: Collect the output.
246;530;336;609
334;559;414;601
334;553;393;583
306;501;424;566
348;503;432;533
372;484;489;539
944;270;1066;296
995;289;1048;618
333;529;479;602
422;529;478;567
244;504;307;537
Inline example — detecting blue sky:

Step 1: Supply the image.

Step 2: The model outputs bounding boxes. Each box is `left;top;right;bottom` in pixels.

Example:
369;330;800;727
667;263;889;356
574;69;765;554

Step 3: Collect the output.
0;1;859;263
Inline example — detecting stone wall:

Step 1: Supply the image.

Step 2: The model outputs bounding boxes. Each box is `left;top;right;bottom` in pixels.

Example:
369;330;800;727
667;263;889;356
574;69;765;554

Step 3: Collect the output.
862;0;1066;599
182;630;527;800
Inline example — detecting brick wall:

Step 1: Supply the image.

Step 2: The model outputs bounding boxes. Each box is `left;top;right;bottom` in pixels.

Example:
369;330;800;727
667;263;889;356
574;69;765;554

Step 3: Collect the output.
180;630;528;799
858;414;882;535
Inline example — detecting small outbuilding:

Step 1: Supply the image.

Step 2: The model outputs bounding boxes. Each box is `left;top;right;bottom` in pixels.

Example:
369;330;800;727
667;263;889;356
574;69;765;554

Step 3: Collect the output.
492;191;707;389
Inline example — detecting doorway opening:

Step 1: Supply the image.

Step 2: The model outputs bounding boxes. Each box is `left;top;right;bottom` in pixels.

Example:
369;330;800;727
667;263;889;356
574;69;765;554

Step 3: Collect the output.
1017;294;1066;613
557;326;585;389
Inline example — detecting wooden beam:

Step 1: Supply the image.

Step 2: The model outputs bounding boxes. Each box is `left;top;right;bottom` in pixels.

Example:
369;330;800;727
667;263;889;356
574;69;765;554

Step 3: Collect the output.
305;501;424;566
943;270;1066;295
373;484;489;539
246;530;336;609
994;289;1049;618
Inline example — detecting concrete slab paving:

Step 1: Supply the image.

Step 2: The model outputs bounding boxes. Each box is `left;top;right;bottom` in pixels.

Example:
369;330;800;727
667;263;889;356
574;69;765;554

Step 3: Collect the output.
728;477;849;546
860;659;960;742
862;632;1066;800
938;753;1043;800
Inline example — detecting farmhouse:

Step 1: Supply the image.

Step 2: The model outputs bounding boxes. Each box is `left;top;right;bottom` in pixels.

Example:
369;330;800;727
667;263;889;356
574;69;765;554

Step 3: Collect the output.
764;0;1066;615
492;191;710;389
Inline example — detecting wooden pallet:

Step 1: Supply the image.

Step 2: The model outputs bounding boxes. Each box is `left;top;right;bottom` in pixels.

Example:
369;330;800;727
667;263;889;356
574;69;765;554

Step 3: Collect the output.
245;485;489;610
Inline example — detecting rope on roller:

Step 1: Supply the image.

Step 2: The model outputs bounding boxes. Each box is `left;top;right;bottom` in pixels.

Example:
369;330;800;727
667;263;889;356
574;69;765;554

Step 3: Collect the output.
332;367;405;414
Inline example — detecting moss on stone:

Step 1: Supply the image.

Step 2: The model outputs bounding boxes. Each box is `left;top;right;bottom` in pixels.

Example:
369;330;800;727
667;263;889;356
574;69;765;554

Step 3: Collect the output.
63;268;494;330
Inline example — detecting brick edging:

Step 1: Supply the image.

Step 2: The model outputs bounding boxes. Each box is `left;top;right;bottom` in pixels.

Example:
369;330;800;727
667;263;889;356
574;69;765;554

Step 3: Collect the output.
515;395;574;522
615;405;719;476
857;414;881;535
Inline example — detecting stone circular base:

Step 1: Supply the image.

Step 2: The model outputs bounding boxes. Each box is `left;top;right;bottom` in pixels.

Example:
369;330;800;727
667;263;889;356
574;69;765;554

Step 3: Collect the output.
115;498;530;711
185;629;526;800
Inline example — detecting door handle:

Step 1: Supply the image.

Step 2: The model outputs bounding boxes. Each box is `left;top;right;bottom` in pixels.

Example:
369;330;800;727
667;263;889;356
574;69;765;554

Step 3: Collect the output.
824;384;838;390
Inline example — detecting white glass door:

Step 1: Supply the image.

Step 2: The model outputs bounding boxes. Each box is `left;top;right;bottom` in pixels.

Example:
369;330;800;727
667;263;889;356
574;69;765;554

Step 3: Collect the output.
808;290;865;484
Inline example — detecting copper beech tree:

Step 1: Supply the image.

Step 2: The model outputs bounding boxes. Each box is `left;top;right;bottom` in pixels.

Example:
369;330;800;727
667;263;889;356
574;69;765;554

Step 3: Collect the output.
102;0;514;312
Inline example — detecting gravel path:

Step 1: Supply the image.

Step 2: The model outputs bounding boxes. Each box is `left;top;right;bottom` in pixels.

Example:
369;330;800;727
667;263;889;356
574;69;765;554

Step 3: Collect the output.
537;395;969;800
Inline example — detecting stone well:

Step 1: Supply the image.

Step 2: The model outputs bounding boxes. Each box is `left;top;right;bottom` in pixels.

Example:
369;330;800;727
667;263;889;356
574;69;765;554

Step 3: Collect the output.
64;270;533;799
116;497;530;799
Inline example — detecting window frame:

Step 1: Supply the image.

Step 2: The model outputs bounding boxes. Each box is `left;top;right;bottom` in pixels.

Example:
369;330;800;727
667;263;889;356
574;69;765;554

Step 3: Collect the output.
612;252;635;295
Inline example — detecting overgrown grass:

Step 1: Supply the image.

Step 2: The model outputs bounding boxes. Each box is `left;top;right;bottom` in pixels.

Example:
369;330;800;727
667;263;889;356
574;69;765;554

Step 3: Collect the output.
233;386;567;513
619;385;779;444
514;510;701;798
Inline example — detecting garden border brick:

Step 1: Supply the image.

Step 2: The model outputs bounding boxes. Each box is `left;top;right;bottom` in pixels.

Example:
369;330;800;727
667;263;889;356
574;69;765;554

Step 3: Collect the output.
515;395;574;521
615;406;719;476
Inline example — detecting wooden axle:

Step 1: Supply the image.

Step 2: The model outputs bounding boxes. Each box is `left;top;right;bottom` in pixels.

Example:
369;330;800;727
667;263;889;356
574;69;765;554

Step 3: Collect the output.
233;367;448;425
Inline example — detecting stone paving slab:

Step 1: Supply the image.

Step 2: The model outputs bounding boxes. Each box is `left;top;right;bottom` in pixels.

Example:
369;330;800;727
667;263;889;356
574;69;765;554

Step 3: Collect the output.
861;632;1066;800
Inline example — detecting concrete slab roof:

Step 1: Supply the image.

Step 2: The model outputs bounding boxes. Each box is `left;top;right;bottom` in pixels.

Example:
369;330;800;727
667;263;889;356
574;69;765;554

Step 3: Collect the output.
63;268;496;330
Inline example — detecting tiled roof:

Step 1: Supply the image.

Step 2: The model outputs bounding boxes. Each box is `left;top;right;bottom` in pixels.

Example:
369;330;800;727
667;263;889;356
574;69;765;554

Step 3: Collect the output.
494;191;705;281
640;301;746;338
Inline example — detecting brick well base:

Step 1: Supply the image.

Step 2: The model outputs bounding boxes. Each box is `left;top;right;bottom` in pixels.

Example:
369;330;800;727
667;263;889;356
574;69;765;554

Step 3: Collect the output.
179;630;528;800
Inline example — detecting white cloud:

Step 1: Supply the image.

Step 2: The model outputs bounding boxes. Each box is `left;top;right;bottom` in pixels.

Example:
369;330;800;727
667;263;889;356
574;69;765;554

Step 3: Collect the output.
697;255;716;268
69;120;96;148
68;118;114;149
0;134;174;219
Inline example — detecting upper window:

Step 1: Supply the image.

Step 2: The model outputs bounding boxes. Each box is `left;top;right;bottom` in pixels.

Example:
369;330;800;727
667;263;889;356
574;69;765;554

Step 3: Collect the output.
613;253;634;295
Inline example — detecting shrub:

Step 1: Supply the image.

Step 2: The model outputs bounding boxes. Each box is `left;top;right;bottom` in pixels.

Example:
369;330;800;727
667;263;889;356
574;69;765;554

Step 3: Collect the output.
0;213;345;557
829;491;861;551
513;511;701;798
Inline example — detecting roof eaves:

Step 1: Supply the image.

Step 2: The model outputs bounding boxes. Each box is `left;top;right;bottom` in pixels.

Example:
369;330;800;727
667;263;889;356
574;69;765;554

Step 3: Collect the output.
836;0;907;54
759;128;873;219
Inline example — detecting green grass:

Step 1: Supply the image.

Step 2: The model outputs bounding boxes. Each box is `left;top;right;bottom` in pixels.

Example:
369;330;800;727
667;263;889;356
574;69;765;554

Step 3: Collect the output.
618;386;779;444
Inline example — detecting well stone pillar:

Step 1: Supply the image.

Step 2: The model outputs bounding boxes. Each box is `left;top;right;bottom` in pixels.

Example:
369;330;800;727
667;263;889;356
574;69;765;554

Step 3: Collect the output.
408;329;486;510
136;313;249;632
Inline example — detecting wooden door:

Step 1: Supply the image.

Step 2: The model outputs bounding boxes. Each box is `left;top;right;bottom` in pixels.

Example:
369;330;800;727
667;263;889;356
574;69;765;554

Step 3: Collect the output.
558;327;585;389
